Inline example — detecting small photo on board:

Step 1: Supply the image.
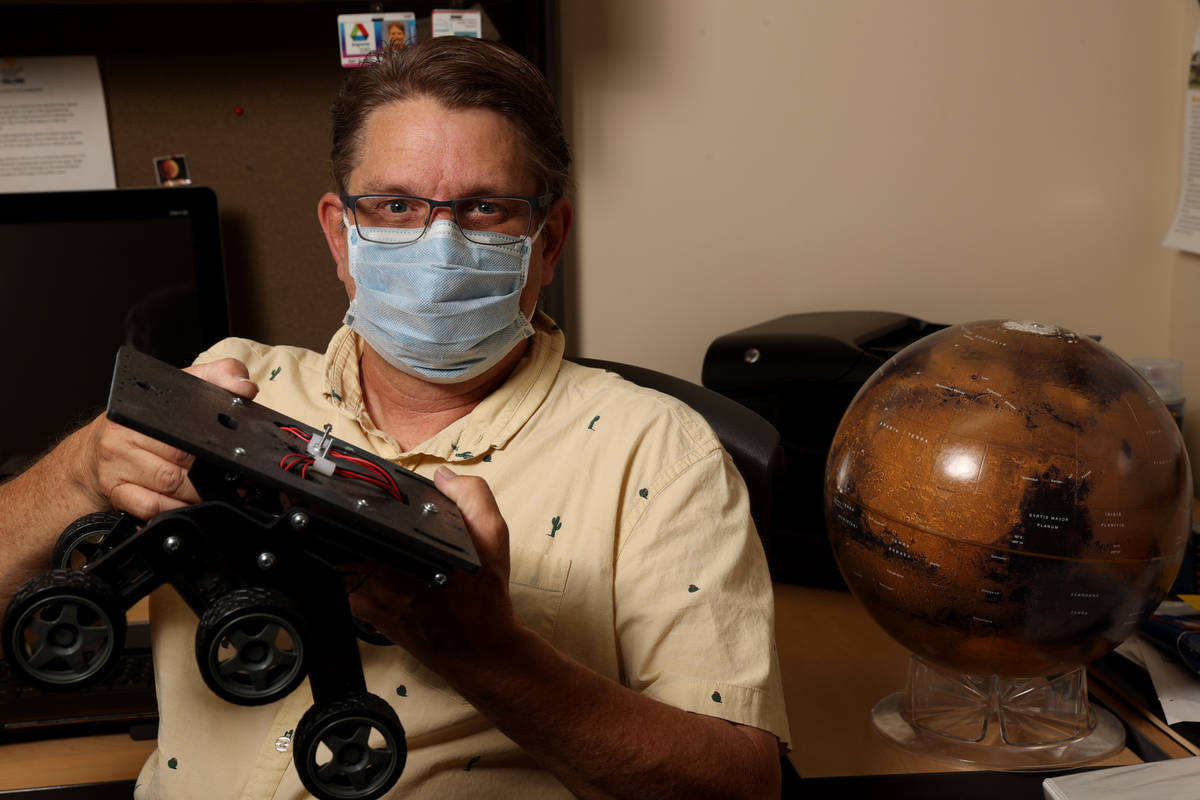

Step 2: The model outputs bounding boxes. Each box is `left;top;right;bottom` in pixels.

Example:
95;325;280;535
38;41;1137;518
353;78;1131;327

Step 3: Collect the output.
383;13;417;51
153;154;191;187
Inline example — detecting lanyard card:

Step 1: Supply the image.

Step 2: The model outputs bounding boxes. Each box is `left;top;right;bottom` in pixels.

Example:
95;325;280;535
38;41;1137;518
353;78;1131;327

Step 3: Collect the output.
431;9;482;38
338;13;418;67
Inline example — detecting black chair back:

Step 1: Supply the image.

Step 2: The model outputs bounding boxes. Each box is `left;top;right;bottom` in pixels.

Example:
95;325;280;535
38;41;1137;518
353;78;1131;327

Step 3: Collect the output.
568;357;783;548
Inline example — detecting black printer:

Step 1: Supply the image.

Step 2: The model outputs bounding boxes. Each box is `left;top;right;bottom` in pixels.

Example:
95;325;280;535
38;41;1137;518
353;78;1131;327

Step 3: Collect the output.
702;311;946;588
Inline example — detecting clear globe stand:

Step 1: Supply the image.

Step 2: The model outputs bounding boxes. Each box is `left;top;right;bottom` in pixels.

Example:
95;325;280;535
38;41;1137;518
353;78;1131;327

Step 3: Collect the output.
871;655;1126;770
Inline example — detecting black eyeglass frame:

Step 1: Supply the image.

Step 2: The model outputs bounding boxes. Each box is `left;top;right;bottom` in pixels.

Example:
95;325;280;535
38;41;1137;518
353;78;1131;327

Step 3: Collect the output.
341;192;556;245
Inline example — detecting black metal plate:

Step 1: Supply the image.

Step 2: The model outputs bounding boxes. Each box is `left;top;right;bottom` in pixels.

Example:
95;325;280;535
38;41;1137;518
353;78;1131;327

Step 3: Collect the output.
106;346;478;576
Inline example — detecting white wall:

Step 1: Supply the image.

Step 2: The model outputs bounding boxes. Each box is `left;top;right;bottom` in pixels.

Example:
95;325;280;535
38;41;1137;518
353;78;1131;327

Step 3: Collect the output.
561;0;1200;488
561;0;1193;371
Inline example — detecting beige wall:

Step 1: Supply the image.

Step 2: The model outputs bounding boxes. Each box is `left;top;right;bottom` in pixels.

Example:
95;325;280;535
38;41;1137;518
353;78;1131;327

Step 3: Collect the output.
561;0;1200;490
561;0;1194;369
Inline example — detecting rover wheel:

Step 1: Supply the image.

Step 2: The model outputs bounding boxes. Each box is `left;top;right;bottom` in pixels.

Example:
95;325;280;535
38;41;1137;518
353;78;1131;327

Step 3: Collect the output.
195;588;307;706
293;692;406;800
52;511;123;570
3;569;125;688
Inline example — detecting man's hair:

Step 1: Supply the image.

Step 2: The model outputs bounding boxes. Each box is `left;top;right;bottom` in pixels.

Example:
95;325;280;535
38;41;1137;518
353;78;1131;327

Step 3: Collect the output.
330;37;571;199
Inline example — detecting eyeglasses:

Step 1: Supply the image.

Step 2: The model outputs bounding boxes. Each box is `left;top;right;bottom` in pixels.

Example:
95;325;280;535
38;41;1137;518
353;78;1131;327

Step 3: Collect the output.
343;192;554;246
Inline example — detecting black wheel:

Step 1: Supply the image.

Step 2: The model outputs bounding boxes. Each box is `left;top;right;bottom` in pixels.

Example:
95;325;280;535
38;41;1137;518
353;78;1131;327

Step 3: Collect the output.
293;692;406;800
3;569;125;688
195;588;308;706
52;512;123;570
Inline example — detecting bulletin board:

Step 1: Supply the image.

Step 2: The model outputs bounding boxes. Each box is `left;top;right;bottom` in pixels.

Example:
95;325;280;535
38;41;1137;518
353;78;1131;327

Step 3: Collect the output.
0;1;560;352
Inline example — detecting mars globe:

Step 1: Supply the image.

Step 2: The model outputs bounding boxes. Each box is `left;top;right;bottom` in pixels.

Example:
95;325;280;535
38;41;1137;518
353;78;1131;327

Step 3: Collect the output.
825;320;1192;678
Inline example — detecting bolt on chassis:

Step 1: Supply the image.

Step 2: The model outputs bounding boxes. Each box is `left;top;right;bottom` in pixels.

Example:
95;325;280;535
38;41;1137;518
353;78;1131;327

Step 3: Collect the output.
3;346;479;800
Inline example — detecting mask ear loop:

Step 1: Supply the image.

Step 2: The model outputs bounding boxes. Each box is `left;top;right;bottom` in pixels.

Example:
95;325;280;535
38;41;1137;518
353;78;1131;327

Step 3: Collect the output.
516;215;552;329
528;216;548;245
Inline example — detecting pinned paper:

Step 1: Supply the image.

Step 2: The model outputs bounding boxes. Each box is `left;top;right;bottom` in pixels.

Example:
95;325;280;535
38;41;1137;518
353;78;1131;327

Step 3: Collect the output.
0;56;115;192
1164;26;1200;253
432;9;482;38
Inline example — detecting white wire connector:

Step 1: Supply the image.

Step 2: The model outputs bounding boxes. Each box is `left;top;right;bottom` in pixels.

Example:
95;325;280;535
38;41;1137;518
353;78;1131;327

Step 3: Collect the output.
306;424;336;476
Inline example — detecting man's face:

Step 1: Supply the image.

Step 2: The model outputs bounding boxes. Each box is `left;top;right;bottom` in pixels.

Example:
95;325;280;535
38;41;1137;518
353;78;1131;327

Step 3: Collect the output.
318;96;569;322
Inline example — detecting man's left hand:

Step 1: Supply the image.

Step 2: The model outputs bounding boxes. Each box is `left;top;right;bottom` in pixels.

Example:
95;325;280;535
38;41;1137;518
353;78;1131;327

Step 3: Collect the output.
346;466;517;672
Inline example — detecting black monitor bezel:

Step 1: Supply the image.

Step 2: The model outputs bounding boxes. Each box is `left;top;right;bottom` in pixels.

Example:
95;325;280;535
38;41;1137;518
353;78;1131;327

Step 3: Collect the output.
0;186;231;350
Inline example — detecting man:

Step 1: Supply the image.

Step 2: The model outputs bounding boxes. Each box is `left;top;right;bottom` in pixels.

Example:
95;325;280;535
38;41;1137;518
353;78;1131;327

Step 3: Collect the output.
0;38;789;798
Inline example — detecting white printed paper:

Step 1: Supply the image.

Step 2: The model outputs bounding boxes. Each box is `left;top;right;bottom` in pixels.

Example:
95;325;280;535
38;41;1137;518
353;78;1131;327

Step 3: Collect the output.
432;10;482;38
0;56;116;193
1115;599;1200;726
1164;26;1200;253
1117;636;1200;725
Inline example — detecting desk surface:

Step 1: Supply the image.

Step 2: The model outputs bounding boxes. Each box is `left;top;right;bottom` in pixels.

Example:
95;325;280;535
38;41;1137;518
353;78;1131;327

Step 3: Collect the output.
772;583;1151;777
0;584;1167;791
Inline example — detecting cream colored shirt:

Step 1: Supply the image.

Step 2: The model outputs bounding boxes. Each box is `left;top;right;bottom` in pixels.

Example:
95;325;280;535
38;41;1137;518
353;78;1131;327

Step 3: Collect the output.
135;314;790;799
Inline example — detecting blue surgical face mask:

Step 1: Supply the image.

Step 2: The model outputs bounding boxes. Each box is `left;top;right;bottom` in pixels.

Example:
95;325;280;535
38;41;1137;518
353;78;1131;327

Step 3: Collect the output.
343;218;543;383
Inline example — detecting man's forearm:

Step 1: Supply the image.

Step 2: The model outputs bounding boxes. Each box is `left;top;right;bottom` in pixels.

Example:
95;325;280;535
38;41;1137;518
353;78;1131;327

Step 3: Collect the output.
443;624;780;800
0;426;104;602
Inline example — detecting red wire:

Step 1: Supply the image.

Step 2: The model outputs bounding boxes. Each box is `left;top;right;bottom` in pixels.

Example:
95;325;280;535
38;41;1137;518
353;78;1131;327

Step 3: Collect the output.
333;467;405;501
281;426;311;441
280;453;310;471
332;452;402;495
277;424;406;503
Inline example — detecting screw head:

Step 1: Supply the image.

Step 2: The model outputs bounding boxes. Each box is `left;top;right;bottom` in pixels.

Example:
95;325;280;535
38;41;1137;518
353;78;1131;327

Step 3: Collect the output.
422;502;437;515
432;573;448;586
163;535;182;553
233;446;247;457
257;552;277;570
288;511;309;530
232;396;246;406
356;498;370;510
743;348;761;364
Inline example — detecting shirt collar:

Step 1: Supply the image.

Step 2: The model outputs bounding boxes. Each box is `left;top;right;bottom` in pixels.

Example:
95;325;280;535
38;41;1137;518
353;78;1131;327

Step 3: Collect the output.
322;312;565;462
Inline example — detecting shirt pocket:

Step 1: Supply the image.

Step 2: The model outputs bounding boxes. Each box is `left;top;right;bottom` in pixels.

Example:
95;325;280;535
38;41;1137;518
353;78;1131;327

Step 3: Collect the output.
375;548;572;706
508;547;572;642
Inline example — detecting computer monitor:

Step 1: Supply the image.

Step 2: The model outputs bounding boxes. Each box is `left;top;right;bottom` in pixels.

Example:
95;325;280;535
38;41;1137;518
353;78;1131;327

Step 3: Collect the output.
0;186;230;477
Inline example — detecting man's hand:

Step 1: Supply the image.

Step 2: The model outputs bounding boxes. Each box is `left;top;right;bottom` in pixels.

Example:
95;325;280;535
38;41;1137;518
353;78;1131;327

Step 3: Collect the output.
347;467;518;671
78;357;259;520
0;356;259;604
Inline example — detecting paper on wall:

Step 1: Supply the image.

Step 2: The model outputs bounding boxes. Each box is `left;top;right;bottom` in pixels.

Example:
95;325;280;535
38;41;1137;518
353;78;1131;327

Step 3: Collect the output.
1164;26;1200;254
0;55;115;193
431;10;482;38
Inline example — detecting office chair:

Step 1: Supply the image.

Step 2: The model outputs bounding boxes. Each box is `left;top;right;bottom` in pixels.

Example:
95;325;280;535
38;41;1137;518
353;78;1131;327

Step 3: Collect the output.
567;357;801;795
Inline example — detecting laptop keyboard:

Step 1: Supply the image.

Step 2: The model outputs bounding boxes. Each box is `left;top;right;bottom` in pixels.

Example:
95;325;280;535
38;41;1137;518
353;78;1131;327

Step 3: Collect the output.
0;624;158;743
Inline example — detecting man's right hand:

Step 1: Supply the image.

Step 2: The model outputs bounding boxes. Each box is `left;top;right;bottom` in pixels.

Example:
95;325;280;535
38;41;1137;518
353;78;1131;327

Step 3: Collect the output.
78;357;259;520
0;356;259;603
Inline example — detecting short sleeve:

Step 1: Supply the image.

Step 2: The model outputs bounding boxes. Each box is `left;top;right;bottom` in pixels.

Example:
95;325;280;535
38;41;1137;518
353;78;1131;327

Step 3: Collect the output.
613;447;791;748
